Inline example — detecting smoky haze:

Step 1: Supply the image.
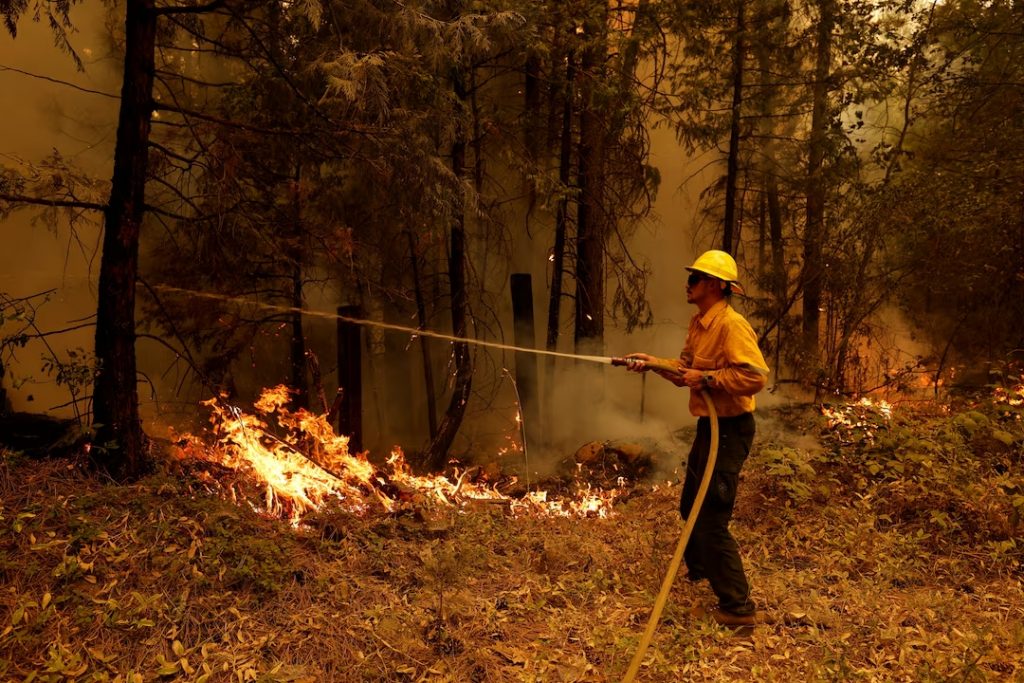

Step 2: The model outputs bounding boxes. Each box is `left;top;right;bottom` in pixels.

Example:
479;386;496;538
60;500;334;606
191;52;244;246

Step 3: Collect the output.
1;6;119;419
1;9;776;474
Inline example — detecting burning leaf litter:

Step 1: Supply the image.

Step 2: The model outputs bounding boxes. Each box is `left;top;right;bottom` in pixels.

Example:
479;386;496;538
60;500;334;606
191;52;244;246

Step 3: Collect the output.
819;396;893;443
2;396;1023;680
177;385;621;524
993;382;1024;412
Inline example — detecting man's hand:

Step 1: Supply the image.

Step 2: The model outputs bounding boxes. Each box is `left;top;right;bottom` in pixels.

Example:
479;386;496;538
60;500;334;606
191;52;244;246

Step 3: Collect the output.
623;353;689;386
622;352;655;373
680;368;706;389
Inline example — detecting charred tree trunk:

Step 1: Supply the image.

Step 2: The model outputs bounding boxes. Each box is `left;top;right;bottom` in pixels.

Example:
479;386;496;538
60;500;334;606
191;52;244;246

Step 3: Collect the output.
574;1;608;353
803;0;834;368
406;228;438;439
524;49;541;166
758;191;766;281
91;0;158;480
336;305;363;452
545;49;574;390
288;164;308;408
289;263;307;408
511;274;540;448
753;2;789;348
767;175;786;305
723;0;746;254
0;358;8;415
424;69;473;471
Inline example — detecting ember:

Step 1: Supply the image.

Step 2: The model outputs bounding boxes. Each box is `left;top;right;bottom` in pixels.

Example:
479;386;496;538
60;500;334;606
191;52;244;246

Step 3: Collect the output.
993;383;1024;409
820;397;893;444
178;386;620;524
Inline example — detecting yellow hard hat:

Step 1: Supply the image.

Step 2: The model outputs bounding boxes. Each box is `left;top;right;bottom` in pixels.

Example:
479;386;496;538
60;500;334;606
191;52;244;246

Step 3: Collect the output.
687;249;745;295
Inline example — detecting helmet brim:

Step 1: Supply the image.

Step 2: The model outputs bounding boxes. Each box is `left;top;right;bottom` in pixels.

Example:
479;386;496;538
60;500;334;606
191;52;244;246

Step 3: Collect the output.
686;267;745;296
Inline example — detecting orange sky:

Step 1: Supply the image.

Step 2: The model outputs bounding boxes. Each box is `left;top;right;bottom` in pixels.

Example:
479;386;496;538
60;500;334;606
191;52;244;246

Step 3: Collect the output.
1;5;118;416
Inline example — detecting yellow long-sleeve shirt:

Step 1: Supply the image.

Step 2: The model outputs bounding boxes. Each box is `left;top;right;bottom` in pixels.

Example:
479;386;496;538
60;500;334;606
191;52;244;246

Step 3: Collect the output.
680;300;769;417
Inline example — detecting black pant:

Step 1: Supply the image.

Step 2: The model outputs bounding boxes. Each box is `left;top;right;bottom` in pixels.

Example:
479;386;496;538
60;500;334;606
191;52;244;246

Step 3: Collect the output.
680;412;756;615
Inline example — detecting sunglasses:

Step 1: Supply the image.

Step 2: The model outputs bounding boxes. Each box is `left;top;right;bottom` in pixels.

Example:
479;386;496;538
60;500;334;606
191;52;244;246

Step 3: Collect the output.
687;272;710;287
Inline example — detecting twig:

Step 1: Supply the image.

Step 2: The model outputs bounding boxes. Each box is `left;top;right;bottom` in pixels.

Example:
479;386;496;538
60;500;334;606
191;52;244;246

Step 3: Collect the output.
0;192;106;212
0;64;120;99
365;628;428;667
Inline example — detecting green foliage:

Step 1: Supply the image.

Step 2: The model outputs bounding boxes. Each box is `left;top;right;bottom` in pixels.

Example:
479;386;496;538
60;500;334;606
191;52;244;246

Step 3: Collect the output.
815;398;1024;556
751;445;820;503
1;290;49;405
880;3;1024;370
0;0;85;69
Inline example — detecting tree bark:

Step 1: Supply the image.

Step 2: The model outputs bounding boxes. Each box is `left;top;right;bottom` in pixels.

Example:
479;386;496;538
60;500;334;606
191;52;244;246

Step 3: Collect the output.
723;0;746;254
803;0;835;364
288;164;308;409
523;48;541;164
574;0;608;353
289;263;307;408
752;0;789;361
91;0;158;480
406;228;438;439
424;69;473;471
545;49;574;391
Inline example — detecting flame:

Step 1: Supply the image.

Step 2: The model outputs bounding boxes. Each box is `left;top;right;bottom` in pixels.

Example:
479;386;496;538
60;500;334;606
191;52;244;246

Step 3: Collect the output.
820;397;893;443
178;386;620;524
993;384;1024;408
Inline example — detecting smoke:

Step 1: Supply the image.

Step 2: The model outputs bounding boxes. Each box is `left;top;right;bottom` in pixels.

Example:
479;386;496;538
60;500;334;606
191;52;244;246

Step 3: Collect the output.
0;7;119;418
2;7;776;481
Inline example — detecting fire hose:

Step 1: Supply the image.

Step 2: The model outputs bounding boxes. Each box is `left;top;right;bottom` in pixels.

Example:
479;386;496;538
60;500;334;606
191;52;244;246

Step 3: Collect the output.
611;357;719;683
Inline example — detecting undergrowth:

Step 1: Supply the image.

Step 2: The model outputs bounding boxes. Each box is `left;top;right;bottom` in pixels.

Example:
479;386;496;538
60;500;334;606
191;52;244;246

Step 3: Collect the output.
1;394;1022;681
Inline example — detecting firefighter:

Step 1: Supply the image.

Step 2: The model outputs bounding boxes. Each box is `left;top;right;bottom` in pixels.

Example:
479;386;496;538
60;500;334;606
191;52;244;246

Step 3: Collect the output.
626;249;769;627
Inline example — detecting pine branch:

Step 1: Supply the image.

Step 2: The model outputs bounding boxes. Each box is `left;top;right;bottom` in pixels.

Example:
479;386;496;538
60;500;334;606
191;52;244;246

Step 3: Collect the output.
154;68;236;88
0;64;120;99
155;0;228;17
17;322;96;339
148;140;206;168
153;102;383;137
0;193;106;212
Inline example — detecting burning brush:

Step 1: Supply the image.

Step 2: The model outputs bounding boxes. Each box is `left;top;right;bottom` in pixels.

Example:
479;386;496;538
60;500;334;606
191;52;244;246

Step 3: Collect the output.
175;386;621;525
820;397;893;444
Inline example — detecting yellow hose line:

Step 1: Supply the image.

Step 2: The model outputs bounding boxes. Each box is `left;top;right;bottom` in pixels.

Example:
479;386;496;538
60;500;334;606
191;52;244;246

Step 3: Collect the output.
620;390;719;683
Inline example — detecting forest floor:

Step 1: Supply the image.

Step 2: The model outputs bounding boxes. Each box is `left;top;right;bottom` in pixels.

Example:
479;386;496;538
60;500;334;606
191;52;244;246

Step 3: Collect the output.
2;389;1023;682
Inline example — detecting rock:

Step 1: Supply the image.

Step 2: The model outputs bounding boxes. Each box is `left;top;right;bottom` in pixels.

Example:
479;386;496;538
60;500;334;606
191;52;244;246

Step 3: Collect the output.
571;439;667;482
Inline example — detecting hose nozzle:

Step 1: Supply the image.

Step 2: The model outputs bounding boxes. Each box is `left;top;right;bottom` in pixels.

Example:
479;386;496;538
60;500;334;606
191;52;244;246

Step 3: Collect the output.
611;356;681;374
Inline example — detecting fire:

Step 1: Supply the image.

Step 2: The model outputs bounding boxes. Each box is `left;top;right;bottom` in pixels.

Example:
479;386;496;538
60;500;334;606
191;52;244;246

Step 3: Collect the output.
993;384;1024;408
177;386;620;524
820;397;893;444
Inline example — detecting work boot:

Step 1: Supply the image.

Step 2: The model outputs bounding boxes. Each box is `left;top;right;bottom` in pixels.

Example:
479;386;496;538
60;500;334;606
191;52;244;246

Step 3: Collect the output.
690;605;758;627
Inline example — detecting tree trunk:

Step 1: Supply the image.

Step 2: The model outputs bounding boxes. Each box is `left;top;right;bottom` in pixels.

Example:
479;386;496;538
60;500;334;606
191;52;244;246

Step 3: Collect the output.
288;163;309;408
336;305;363;452
765;176;783;288
289;263;307;408
574;0;608;353
0;358;8;415
758;191;766;281
524;49;541;165
803;0;835;365
424;70;473;471
753;2;789;344
723;0;746;254
545;49;574;391
91;0;157;480
406;228;438;439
